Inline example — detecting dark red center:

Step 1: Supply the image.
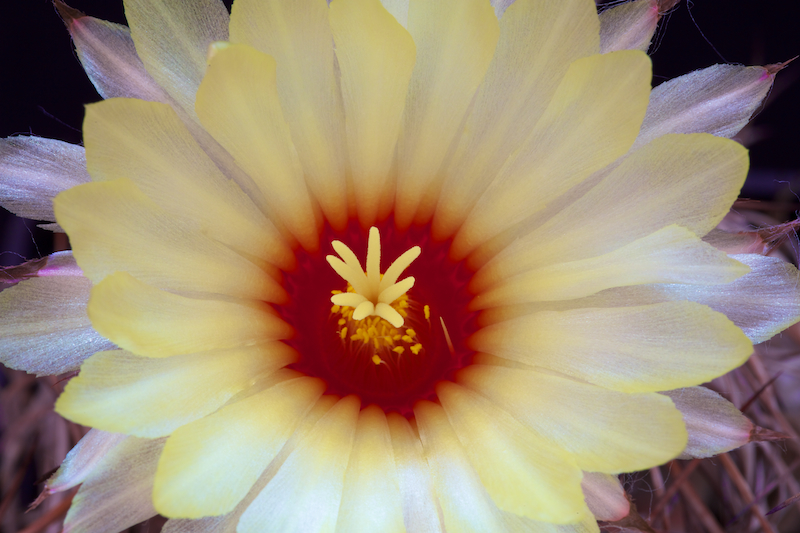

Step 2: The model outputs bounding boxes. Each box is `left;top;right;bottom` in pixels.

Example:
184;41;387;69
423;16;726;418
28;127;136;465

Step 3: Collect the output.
276;220;478;417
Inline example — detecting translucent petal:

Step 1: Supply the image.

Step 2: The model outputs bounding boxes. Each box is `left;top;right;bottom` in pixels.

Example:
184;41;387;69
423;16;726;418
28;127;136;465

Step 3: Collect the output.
62;436;164;533
47;430;127;494
125;0;229;117
664;386;754;459
581;472;629;522
0;137;89;225
635;64;776;148
599;0;658;53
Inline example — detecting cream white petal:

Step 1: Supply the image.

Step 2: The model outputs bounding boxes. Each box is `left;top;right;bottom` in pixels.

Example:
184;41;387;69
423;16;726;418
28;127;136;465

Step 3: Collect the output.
471;301;752;393
414;400;509;532
62;436;164;533
55;179;286;302
195;44;319;250
335;406;405;533
459;365;687;473
47;430;127;494
386;413;444;533
160;396;341;533
124;0;229;118
154;377;325;517
55;345;297;438
83;98;293;269
581;472;629;522
634;64;775;149
394;0;499;227
437;382;589;523
664;386;755;459
0;137;89;225
490;0;515;18
0;256;114;376
599;0;658;53
237;396;360;533
453;50;652;257
62;11;171;103
475;133;748;284
471;225;750;305
87;272;291;358
329;0;417;226
229;0;348;228
433;0;600;238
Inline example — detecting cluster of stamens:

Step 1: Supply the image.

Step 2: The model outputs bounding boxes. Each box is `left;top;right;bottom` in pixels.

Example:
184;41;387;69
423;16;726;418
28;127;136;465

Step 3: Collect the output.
327;227;426;367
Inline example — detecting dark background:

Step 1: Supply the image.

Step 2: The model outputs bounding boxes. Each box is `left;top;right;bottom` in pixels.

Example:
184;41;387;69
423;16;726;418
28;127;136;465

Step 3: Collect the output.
1;0;799;266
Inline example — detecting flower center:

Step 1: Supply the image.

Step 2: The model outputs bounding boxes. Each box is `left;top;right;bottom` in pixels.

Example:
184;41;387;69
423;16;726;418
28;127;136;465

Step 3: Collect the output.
277;221;477;417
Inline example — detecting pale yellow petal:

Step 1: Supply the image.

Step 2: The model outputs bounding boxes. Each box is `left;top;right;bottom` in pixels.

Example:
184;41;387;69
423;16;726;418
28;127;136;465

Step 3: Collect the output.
471;225;750;305
471;301;752;393
414;400;508;532
458;365;688;472
335;406;405;533
664;387;754;459
55;179;285;302
55;344;296;438
581;472;629;522
229;0;348;228
475;134;748;283
88;272;291;358
433;0;600;237
125;0;229;116
437;382;589;523
83;98;292;268
380;0;409;26
237;396;360;533
386;413;444;532
154;377;325;518
599;0;658;53
394;0;499;227
329;0;416;226
452;50;651;258
195;43;318;250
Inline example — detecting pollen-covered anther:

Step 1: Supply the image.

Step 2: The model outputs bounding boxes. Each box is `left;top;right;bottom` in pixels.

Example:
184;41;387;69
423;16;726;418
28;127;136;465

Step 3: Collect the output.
326;226;421;328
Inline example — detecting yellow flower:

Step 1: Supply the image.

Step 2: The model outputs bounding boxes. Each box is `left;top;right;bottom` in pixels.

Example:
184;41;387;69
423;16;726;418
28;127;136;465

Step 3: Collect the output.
1;0;799;531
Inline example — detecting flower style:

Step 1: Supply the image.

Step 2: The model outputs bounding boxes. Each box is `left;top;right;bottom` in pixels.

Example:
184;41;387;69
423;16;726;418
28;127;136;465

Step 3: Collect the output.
1;0;799;531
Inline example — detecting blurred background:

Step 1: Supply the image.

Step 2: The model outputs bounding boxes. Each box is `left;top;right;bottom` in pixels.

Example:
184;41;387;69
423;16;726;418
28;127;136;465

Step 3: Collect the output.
1;0;800;531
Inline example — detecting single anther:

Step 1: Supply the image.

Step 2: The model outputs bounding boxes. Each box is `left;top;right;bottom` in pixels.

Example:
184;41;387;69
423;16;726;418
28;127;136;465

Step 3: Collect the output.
327;227;420;328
